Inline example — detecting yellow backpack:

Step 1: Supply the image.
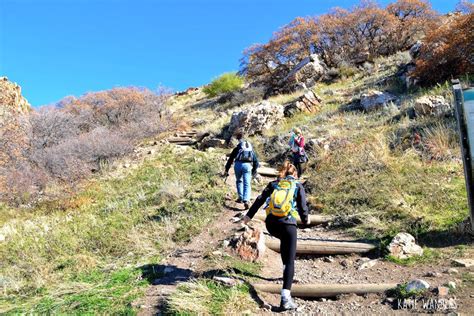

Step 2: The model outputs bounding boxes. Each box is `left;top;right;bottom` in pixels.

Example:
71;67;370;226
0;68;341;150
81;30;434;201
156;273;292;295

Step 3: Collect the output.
266;179;298;217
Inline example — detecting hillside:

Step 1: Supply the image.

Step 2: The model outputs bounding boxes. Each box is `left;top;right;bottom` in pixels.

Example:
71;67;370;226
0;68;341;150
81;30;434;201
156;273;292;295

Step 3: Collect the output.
0;76;31;119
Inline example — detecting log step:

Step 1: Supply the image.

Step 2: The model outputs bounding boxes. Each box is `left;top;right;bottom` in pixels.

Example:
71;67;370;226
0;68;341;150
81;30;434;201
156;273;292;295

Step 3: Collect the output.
253;213;333;225
265;239;377;255
168;137;197;143
257;167;278;177
252;283;398;298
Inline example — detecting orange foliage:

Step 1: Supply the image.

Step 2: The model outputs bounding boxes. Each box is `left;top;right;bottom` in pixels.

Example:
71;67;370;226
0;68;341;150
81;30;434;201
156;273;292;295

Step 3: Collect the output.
413;11;474;85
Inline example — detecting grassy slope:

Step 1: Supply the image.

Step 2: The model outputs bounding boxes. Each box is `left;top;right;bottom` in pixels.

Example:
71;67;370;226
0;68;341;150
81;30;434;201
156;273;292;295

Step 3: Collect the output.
0;146;225;314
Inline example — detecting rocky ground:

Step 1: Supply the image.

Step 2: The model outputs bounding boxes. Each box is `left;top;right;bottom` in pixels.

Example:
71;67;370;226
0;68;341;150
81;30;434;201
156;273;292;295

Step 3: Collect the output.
132;140;473;315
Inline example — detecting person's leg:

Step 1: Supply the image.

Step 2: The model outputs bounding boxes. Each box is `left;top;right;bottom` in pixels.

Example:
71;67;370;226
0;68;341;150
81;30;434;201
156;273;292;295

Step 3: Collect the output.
242;163;252;203
292;153;301;178
234;162;244;202
280;224;297;290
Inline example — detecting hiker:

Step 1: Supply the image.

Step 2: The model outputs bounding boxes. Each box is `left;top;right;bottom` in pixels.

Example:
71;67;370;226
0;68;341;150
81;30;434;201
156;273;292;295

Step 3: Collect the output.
289;127;307;177
223;130;259;209
242;160;310;311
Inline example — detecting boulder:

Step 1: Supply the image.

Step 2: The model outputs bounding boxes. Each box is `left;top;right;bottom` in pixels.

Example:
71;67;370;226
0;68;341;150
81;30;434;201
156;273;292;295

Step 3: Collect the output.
452;258;474;268
360;90;397;112
409;41;423;60
279;54;327;93
226;101;284;139
413;95;451;116
387;232;423;259
231;226;266;262
284;90;322;117
199;137;226;150
406;279;430;293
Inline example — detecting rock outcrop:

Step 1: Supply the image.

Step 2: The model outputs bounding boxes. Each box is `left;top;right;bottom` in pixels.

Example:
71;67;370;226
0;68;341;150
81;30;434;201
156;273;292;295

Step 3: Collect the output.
413;95;451;116
0;76;31;121
284;90;322;117
226;101;284;140
387;232;423;259
277;54;327;94
360;90;397;112
230;226;266;262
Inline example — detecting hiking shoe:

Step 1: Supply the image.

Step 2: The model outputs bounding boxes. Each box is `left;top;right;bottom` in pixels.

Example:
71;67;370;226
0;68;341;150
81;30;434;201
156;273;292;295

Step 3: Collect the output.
235;198;243;204
280;297;298;311
243;202;250;210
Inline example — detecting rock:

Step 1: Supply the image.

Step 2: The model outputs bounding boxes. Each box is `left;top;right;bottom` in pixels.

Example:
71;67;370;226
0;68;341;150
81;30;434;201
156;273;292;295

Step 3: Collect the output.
360;90;397;112
358;259;378;270
147;149;155;155
447;281;456;290
446;268;459;275
424;271;441;278
387;232;423;259
340;259;352;268
409;41;423;60
437;286;449;297
452;258;474;268
199;137;226;150
211;251;223;257
222;239;230;248
231;226;266;262
323;256;335;263
123;163;131;169
284;90;322;117
413;95;450;116
406;279;430;293
226;101;284;140
278;54;327;93
213;276;241;287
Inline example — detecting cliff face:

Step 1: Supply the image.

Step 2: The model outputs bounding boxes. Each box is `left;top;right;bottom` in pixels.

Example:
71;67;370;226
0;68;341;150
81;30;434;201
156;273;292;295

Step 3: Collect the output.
0;76;31;123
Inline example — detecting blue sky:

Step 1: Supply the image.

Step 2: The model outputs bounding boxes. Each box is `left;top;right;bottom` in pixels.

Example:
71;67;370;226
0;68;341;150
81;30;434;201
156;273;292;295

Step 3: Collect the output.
0;0;459;107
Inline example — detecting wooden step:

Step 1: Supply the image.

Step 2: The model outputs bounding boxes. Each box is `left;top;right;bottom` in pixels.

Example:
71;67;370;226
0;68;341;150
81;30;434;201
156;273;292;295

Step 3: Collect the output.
253;213;333;225
265;239;377;255
252;283;398;298
168;137;197;143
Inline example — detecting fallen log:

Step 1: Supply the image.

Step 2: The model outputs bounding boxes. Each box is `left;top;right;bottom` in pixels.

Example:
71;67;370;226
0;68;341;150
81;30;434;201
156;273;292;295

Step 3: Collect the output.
168;137;196;143
252;283;398;298
265;239;376;255
257;167;279;177
253;213;333;225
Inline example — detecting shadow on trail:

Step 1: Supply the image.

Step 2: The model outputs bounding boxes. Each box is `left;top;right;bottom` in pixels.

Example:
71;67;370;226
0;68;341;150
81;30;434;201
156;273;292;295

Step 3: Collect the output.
418;229;473;248
138;264;193;285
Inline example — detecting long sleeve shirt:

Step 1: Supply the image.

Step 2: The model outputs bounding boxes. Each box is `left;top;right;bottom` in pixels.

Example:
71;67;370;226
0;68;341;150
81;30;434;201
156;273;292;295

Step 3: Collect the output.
224;141;259;176
245;179;309;225
289;135;305;154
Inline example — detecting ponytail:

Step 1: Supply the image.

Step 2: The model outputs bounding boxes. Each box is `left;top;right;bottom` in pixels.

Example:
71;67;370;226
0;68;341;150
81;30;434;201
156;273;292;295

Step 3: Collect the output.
278;160;298;179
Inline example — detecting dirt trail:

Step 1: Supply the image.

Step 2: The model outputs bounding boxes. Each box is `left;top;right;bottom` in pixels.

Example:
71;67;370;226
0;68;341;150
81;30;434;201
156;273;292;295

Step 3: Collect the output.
134;143;473;315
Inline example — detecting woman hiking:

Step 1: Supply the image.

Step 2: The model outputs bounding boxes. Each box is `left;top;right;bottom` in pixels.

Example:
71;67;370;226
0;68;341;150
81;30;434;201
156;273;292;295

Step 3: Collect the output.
242;161;310;311
224;130;259;209
289;127;307;177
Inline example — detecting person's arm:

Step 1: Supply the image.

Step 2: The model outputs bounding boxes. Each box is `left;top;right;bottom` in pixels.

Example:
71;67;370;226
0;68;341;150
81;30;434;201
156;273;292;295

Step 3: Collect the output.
243;182;274;221
252;152;260;177
224;146;239;174
298;136;305;148
295;182;309;224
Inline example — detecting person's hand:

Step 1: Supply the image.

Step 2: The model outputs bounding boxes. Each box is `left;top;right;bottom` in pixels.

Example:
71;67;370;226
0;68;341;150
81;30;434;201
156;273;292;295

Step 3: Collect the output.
222;171;229;178
242;215;251;225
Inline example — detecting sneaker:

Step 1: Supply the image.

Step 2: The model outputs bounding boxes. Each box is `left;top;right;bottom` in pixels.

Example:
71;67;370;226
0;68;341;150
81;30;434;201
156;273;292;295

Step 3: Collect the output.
235;198;243;204
243;202;250;210
280;297;298;311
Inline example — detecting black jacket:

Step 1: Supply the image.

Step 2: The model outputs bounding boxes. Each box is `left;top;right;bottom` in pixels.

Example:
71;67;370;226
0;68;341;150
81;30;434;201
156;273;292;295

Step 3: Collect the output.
225;140;259;176
245;178;309;225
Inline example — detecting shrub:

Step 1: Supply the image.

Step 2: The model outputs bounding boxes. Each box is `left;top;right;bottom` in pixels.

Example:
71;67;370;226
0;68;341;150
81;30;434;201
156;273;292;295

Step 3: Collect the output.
203;73;244;97
412;11;474;85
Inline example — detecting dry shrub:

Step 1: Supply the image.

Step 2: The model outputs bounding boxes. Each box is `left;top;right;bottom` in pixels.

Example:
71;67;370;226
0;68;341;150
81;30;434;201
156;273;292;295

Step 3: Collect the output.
241;0;439;85
0;87;170;204
413;10;473;85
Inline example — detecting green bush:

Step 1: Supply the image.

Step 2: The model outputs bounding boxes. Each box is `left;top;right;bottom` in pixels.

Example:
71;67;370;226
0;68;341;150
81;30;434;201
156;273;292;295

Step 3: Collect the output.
203;72;244;97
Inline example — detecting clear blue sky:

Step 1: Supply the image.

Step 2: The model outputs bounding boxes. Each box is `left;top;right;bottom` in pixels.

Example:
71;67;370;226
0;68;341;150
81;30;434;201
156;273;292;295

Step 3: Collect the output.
0;0;459;107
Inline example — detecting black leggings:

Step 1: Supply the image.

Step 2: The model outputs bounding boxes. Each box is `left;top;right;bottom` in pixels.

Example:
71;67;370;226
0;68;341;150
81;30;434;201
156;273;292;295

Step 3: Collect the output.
292;154;303;177
266;222;297;290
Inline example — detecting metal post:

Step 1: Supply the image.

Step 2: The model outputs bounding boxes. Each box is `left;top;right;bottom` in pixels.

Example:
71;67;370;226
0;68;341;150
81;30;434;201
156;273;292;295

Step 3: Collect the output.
452;80;474;231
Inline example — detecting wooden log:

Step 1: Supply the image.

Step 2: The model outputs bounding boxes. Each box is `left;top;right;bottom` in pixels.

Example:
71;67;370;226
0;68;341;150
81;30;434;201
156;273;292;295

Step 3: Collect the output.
252;283;398;298
265;239;376;255
253;213;333;225
168;137;196;143
172;141;196;146
257;167;279;177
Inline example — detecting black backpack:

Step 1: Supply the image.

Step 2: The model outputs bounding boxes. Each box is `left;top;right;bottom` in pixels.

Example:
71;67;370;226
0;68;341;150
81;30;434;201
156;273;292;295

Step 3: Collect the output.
236;141;254;162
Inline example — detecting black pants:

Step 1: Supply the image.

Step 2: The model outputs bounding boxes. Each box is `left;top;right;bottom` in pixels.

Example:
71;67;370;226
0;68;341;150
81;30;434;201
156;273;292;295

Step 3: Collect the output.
292;153;303;177
266;221;297;290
